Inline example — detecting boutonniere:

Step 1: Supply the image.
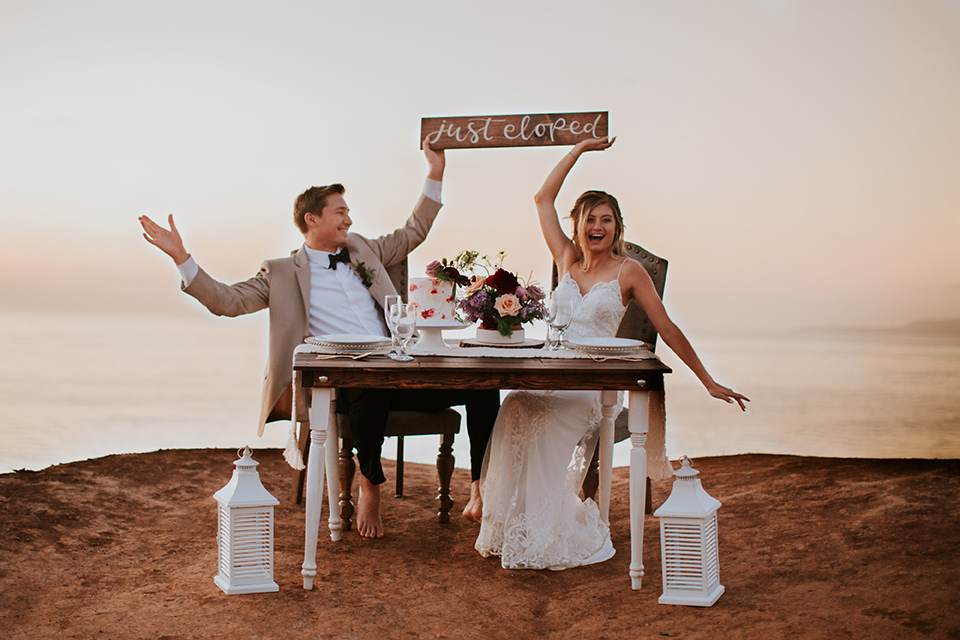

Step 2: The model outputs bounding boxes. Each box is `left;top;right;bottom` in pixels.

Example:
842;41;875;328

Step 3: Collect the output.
351;261;376;288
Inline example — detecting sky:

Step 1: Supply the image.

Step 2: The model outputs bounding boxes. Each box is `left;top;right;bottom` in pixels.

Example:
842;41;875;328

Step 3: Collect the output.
2;0;959;334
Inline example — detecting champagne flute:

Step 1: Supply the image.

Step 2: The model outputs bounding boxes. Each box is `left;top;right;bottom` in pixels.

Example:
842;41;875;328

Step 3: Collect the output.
542;303;558;350
389;303;417;361
548;296;574;349
384;294;401;355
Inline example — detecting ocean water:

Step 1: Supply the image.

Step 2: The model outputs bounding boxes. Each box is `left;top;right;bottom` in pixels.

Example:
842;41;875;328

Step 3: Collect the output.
1;310;958;474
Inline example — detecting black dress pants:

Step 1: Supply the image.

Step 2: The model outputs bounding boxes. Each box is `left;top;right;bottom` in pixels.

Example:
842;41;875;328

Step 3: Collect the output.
337;388;500;486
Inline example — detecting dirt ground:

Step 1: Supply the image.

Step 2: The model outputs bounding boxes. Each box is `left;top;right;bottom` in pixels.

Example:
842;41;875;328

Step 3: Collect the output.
1;450;958;639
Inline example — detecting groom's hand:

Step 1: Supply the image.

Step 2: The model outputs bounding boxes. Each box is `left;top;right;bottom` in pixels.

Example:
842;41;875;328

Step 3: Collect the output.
139;214;190;265
424;138;445;181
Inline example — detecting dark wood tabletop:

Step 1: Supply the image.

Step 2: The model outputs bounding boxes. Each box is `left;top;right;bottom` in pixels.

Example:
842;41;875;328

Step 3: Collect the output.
294;353;672;392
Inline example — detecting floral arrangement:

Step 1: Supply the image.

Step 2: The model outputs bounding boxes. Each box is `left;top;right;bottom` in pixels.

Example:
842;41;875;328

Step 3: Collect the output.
430;251;546;337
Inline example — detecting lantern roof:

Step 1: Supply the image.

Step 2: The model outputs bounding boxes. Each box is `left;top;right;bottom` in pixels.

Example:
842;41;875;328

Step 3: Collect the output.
213;447;280;508
653;456;721;518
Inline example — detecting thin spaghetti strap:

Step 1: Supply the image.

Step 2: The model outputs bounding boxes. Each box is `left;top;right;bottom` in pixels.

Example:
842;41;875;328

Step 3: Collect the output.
616;259;627;283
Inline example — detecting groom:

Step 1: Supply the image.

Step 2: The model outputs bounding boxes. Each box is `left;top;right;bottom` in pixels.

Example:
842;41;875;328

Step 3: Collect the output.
139;141;497;538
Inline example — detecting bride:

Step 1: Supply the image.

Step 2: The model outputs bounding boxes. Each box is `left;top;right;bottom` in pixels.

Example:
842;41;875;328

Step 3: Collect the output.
475;136;749;570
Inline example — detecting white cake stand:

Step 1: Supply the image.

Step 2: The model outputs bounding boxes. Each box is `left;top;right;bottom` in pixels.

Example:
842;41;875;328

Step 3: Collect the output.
415;320;469;351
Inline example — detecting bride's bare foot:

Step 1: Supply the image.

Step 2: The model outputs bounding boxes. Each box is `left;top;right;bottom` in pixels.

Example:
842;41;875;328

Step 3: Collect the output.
462;480;483;523
357;476;383;538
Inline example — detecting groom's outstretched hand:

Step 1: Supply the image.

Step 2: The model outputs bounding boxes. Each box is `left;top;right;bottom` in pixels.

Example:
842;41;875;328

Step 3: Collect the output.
423;138;445;181
139;214;190;265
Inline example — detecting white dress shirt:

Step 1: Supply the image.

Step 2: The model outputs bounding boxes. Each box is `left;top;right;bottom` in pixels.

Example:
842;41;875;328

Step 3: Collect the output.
303;245;388;337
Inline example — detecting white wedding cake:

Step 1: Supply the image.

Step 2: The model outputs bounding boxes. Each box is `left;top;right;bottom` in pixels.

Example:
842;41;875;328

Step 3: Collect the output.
408;277;455;322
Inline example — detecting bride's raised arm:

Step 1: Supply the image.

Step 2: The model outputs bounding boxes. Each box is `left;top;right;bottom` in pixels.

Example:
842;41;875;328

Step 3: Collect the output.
534;136;615;271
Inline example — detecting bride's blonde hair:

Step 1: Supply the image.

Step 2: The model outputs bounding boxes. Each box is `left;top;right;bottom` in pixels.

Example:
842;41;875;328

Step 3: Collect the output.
570;190;626;271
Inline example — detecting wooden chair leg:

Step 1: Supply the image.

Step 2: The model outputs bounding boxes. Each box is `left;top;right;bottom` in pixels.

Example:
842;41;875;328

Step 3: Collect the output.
435;433;455;524
290;419;311;504
395;435;405;498
339;433;356;531
583;449;600;501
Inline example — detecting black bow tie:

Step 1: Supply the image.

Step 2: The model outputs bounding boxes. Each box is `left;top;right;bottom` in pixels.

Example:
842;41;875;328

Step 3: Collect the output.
328;248;351;269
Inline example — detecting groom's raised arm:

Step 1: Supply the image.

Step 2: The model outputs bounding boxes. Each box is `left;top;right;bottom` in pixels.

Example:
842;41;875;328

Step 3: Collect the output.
424;138;445;184
371;139;447;267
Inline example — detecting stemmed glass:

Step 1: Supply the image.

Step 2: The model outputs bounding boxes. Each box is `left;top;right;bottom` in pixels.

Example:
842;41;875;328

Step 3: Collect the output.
388;303;417;361
546;296;574;349
542;303;558;350
384;294;401;356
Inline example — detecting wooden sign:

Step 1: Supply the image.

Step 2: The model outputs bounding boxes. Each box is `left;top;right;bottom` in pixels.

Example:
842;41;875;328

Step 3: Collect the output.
420;112;608;150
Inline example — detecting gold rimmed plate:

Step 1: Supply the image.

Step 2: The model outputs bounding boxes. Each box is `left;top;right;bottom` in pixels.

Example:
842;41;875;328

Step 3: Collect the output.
306;334;392;352
564;337;649;355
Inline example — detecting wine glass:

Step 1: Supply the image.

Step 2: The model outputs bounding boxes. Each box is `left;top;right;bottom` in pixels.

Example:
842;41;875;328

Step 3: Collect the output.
384;294;401;355
542;303;558;350
388;303;416;361
547;296;574;349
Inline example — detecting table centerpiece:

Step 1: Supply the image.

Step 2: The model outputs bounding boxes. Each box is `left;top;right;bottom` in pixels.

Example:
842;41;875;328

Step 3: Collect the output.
428;251;546;344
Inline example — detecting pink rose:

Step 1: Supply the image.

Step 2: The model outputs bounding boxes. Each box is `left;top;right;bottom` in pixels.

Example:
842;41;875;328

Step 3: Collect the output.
494;293;521;317
464;275;486;298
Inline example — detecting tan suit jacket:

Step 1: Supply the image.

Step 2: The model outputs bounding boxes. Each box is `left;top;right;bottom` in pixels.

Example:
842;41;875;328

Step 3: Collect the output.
182;194;442;435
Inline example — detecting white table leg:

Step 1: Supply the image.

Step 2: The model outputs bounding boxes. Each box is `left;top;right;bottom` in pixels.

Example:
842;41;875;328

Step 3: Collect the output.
324;399;342;541
628;389;650;590
598;390;617;523
302;388;333;590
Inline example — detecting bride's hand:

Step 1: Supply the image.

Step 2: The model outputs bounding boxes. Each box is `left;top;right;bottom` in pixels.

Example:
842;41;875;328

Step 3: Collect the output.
707;382;750;411
572;135;616;156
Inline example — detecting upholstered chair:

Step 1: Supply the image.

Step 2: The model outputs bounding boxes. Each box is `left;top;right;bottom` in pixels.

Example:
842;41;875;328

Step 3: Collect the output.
552;241;668;510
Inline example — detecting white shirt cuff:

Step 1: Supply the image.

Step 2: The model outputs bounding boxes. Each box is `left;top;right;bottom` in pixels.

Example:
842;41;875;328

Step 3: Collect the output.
177;256;199;287
423;178;442;204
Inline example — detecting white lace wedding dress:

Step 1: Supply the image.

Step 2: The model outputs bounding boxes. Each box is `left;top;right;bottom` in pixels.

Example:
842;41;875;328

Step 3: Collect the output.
475;270;628;570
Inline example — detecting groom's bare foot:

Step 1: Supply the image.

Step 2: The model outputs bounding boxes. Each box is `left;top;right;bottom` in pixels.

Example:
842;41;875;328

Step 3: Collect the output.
357;476;383;538
462;480;483;523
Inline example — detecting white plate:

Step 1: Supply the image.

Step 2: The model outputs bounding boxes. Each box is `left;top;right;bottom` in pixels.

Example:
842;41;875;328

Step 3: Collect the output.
310;344;393;356
565;337;648;355
306;334;392;351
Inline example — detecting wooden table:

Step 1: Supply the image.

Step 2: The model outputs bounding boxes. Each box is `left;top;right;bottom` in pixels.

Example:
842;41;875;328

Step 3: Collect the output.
293;352;672;591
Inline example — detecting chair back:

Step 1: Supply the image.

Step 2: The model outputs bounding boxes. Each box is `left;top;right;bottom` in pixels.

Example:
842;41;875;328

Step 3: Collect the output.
551;241;668;350
386;259;410;303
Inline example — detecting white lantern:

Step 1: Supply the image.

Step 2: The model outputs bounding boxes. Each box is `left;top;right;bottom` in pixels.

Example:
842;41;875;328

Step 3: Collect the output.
653;456;724;606
213;446;280;594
